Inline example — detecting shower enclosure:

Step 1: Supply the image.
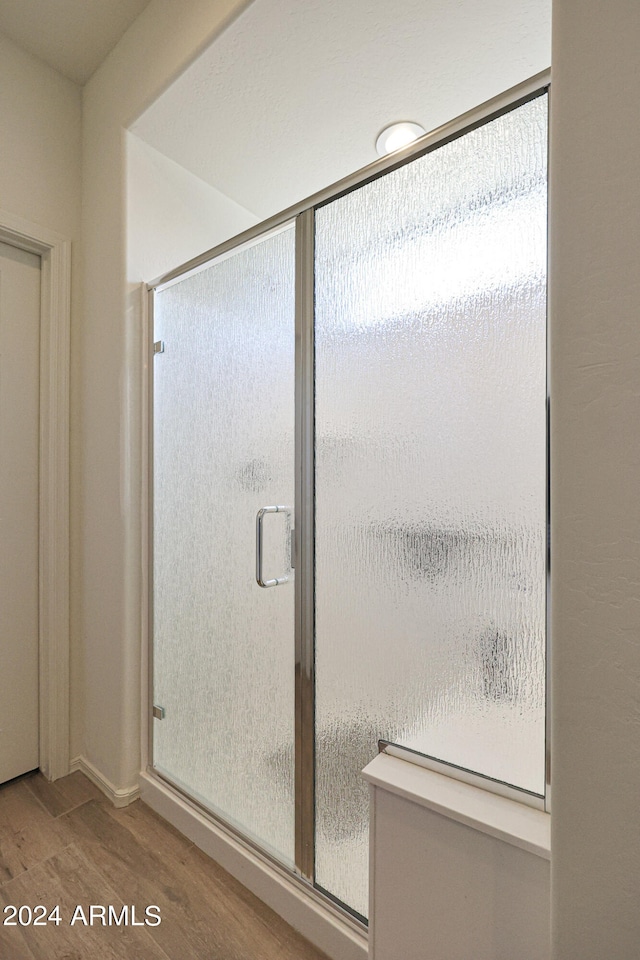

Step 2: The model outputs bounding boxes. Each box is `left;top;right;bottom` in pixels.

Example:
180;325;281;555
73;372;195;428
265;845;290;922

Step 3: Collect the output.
148;76;549;922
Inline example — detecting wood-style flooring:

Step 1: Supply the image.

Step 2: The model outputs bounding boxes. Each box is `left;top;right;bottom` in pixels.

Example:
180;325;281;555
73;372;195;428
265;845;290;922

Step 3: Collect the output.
0;770;329;960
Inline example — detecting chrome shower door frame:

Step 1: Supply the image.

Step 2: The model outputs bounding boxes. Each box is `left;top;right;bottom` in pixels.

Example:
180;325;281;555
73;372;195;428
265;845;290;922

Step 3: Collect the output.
145;67;551;921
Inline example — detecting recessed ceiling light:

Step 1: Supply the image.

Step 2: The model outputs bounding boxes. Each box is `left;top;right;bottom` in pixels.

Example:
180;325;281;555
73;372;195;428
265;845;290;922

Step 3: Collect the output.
375;121;427;157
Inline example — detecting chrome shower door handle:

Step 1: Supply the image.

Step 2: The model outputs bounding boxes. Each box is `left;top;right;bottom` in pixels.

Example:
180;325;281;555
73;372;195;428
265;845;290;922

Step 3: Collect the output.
256;505;292;587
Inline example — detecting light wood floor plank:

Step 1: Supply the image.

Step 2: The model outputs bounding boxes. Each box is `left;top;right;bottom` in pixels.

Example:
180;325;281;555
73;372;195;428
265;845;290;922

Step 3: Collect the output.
0;817;73;885
0;772;330;960
63;799;318;960
0;844;169;960
0;914;37;960
105;797;194;863
183;842;331;959
25;771;103;818
0;779;52;834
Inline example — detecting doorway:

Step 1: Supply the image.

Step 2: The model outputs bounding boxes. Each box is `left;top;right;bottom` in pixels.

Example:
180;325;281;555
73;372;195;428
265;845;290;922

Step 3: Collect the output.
0;241;40;785
148;80;549;921
0;211;71;787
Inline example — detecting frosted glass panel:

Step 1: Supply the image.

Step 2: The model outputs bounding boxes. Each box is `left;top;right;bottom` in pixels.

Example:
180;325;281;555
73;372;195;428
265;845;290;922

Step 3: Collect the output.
314;95;548;916
153;225;296;865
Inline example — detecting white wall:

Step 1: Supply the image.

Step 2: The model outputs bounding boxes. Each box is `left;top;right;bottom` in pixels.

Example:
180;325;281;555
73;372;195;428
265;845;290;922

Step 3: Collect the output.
0;32;83;758
126;132;257;285
131;0;552;222
549;0;640;955
0;33;81;238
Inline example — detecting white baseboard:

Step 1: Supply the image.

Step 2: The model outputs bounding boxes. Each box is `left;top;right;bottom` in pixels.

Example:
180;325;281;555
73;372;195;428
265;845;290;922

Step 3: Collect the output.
69;755;140;808
139;771;368;960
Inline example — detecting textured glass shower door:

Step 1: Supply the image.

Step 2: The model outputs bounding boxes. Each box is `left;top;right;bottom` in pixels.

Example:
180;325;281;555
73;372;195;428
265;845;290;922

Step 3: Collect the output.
152;224;296;866
314;94;548;917
149;81;548;926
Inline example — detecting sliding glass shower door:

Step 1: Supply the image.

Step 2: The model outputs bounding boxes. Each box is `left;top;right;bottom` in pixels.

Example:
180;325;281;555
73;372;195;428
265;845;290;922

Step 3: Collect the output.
152;224;297;865
150;82;548;923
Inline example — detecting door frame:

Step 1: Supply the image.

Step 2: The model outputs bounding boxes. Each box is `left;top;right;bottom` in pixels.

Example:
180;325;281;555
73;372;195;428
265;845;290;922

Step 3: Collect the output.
0;209;71;782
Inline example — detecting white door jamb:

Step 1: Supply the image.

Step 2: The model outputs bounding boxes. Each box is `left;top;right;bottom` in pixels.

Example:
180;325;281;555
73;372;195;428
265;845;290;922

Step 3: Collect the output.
0;209;71;782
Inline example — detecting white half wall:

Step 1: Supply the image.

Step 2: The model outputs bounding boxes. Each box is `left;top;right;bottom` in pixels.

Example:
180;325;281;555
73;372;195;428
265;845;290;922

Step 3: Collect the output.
364;754;550;960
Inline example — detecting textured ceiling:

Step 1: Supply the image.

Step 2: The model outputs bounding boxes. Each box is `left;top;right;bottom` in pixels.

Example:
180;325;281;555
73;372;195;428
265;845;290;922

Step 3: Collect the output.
131;0;551;220
0;0;152;84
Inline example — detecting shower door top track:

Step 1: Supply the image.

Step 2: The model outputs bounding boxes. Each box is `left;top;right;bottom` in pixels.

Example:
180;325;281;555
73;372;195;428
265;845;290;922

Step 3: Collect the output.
149;69;550;293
